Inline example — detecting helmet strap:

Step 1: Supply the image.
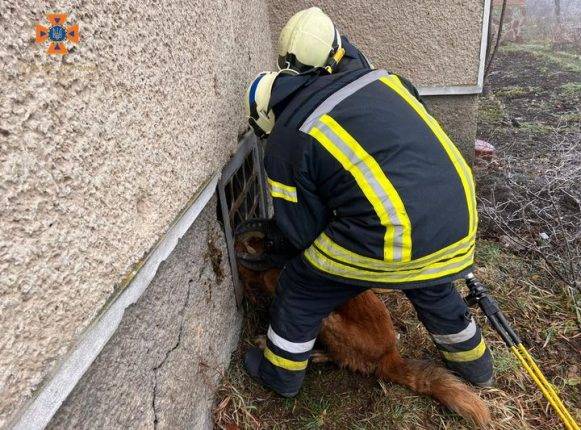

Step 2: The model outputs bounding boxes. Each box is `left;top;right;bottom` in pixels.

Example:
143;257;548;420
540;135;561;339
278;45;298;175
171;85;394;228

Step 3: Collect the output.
323;47;346;74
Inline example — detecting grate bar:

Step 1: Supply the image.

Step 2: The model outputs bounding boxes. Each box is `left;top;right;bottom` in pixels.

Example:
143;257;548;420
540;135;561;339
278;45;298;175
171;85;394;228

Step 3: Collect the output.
218;132;268;306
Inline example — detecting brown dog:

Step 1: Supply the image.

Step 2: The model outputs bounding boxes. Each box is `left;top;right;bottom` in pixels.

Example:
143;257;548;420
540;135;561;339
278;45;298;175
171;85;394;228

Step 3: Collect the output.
237;236;491;427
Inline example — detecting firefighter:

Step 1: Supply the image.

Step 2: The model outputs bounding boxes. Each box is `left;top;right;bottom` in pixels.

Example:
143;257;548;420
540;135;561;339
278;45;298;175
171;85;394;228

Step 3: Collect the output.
242;12;493;399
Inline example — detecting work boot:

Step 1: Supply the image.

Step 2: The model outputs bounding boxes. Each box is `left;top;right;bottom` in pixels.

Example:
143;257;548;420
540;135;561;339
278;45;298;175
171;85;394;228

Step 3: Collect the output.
473;376;494;388
445;353;495;389
243;347;299;398
243;347;263;379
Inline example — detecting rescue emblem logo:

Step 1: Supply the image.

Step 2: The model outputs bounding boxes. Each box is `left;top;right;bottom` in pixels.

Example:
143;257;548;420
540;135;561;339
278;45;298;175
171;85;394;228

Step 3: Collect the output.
35;13;79;55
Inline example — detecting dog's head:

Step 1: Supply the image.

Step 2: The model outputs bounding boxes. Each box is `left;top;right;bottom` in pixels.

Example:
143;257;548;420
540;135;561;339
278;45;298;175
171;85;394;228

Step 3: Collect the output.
234;224;280;300
234;220;271;271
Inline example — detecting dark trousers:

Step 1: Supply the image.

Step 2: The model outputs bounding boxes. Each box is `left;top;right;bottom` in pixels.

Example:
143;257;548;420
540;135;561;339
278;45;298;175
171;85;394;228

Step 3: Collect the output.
404;283;493;384
257;256;493;395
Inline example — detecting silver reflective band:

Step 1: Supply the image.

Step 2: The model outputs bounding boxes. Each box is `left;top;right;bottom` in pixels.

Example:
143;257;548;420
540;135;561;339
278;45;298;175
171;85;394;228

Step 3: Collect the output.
267;326;316;354
315;231;474;272
313;119;405;261
267;178;298;203
305;243;473;282
300;69;388;133
431;318;477;345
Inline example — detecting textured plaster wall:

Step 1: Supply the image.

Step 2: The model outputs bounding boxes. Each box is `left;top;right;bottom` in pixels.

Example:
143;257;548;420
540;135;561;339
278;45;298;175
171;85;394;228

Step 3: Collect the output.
46;199;240;430
0;1;273;426
268;0;486;87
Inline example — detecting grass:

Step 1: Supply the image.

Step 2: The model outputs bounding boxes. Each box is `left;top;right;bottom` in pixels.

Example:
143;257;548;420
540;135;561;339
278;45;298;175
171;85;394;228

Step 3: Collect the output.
477;94;505;126
517;122;555;135
559;82;581;96
213;240;580;429
500;43;581;73
560;112;581;124
494;86;536;98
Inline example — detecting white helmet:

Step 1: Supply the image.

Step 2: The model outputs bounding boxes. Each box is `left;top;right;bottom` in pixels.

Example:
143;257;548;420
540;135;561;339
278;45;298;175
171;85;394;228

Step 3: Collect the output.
245;71;280;138
277;7;343;74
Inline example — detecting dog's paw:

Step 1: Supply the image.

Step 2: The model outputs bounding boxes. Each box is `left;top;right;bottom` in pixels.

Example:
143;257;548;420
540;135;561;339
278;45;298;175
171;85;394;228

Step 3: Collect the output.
254;335;267;350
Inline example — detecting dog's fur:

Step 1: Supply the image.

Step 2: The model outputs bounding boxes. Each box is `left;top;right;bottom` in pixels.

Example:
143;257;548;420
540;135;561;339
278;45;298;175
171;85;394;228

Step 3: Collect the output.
237;237;491;427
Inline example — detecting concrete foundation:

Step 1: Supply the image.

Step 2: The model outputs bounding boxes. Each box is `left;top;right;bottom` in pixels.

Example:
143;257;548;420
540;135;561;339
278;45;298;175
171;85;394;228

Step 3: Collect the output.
424;95;479;163
46;199;240;430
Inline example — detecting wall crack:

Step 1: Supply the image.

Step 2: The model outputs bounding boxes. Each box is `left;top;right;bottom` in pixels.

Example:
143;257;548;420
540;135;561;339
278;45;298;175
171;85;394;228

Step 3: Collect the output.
151;275;198;429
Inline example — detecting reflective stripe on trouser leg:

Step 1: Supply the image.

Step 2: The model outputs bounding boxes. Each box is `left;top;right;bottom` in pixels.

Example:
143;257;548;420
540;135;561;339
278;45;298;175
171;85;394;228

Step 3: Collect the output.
404;282;493;384
258;331;313;396
258;322;314;396
262;326;314;373
258;256;368;395
436;325;493;385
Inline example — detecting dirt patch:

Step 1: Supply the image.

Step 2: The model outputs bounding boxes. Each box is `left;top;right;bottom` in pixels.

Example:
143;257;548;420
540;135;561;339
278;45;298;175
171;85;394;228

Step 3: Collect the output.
206;236;225;284
479;44;580;158
476;43;580;299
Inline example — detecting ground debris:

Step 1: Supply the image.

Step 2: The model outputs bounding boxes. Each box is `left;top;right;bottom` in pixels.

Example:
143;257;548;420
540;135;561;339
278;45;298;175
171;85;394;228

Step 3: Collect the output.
475;138;497;158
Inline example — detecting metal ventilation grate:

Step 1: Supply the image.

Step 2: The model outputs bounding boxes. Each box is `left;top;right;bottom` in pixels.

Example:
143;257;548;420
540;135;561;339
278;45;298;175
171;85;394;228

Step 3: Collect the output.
218;132;268;306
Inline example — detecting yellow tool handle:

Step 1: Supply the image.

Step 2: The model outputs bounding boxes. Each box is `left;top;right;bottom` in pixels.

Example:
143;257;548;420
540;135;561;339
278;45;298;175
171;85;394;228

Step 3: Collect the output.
511;345;579;430
518;345;579;430
465;275;579;430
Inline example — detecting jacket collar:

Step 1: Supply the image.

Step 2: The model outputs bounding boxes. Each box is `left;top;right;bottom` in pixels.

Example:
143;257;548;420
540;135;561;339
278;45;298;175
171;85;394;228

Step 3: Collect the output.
269;73;315;117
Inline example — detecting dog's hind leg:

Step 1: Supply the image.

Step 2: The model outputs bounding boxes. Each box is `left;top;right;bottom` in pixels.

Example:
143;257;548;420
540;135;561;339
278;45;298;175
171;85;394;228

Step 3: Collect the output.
310;350;332;364
318;291;395;375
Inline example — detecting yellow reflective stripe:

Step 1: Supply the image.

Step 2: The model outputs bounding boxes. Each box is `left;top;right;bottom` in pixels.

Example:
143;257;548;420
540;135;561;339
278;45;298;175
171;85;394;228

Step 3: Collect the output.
270;190;297;203
440;338;487;363
310;115;412;262
383;75;477;234
263;347;308;371
267;178;298;203
379;75;477;236
388;74;477;233
314;231;475;272
304;244;474;283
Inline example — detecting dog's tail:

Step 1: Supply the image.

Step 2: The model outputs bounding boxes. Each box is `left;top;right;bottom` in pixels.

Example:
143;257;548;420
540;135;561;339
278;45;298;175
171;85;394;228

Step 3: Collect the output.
377;353;491;427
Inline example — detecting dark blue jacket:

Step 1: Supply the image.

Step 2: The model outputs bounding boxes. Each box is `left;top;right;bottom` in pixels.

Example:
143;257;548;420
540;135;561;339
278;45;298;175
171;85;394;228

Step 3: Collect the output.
335;36;372;73
264;68;476;288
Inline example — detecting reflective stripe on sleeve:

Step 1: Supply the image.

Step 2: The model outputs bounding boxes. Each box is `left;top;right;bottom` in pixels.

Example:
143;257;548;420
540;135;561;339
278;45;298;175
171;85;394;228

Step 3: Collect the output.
267;326;316;354
264;347;308;371
267;178;298;203
440;338;487;363
431;318;477;345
